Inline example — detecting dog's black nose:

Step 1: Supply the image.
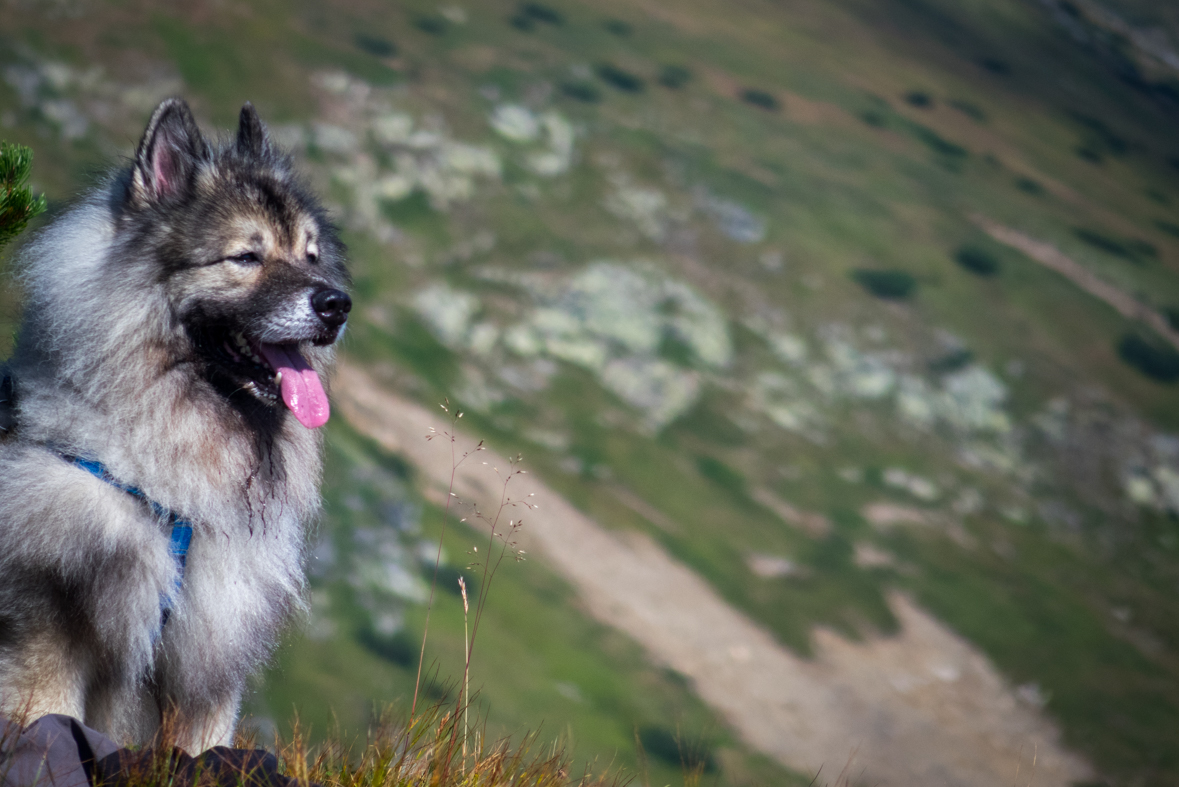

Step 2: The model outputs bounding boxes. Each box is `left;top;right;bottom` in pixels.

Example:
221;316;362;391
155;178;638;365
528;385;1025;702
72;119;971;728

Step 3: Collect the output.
311;288;352;327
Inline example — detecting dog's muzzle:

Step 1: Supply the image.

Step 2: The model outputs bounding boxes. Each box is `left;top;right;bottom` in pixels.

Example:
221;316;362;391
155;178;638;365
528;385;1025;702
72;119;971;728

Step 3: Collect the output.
312;288;351;329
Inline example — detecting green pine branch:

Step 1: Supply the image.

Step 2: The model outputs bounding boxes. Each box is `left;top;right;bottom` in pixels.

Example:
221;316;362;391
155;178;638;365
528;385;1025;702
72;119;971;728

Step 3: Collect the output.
0;141;47;250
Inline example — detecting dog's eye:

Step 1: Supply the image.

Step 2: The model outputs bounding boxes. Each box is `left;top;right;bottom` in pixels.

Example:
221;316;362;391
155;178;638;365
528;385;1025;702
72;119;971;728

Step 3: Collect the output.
307;251;319;264
231;252;261;266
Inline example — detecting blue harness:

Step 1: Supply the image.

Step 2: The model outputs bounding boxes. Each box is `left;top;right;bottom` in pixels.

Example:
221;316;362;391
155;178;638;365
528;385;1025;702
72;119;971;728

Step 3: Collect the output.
63;454;193;629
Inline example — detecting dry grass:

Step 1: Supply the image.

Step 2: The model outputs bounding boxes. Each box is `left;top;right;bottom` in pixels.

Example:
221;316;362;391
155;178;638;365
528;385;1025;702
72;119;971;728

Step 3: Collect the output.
258;702;626;787
31;700;627;787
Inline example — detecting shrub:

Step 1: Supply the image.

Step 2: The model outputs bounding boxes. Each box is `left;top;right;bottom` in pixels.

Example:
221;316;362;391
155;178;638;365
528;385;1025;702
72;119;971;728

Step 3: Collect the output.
519;2;564;25
978;56;1011;74
696;455;746;496
559;81;602;103
859;109;888;127
929;349;974;374
1156;220;1179;239
853;269;917;299
1068;111;1130;157
904;90;933;108
954;245;1001;276
908;124;968;159
1129;239;1159;260
1118;333;1179;383
603;18;631;36
413;15;449;35
1075;228;1128;256
1074;227;1157;263
1165;307;1179;333
1147;189;1170;205
637;726;719;774
595;63;644;93
740;89;779;111
353;33;397;58
657;64;692;89
1015;176;1044;195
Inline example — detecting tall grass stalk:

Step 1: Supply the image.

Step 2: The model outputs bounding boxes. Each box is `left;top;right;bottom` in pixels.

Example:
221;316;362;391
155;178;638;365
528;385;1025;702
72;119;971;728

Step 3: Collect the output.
433;453;530;780
458;576;470;768
415;403;533;783
464;454;531;674
414;401;484;718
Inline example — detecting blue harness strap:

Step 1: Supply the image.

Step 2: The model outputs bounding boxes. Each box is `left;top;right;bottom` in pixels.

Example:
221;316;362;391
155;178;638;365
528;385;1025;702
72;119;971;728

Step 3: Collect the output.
62;455;192;630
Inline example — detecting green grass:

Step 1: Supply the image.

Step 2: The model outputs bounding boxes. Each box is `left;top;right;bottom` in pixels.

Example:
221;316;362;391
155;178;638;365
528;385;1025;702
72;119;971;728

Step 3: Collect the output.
6;0;1179;783
253;419;810;786
897;524;1179;778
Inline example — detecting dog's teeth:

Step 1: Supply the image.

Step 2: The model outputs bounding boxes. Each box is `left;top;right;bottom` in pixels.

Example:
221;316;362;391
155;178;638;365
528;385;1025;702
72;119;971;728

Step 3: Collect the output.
274;371;283;385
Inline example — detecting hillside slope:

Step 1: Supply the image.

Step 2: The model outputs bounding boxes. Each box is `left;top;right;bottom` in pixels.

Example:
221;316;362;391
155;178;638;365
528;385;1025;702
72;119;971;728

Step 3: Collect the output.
3;0;1179;783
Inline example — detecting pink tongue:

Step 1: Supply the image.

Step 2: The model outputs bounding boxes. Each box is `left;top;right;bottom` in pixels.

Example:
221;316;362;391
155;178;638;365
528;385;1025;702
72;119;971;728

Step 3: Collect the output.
258;344;330;429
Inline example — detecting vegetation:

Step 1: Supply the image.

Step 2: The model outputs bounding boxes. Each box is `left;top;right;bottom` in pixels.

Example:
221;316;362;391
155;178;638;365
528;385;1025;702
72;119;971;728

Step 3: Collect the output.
1165;307;1179;333
515;2;564;27
905;123;968;161
413;16;450;36
7;0;1179;783
559;81;602;103
1074;227;1158;264
594;64;644;94
903;90;933;108
275;706;624;787
852;269;917;299
1118;333;1179;383
948;99;986;122
954;245;1001;276
0;142;46;250
1014;176;1043;195
93;703;626;787
353;34;396;59
602;19;631;37
738;89;779;111
657;65;692;90
637;726;718;775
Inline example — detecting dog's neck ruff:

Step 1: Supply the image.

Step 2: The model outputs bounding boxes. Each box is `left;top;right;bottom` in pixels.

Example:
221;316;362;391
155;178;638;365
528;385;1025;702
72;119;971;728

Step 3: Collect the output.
59;453;192;628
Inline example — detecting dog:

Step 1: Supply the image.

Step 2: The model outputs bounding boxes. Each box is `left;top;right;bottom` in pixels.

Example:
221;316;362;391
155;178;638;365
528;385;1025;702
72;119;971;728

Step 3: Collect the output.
0;98;350;752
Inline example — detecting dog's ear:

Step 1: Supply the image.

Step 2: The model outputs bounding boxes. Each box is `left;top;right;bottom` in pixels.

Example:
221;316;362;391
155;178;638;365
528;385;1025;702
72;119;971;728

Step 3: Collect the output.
236;102;270;158
130;98;206;207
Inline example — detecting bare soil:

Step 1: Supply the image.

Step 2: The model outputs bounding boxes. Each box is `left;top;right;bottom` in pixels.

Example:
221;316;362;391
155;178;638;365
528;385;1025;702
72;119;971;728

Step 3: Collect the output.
335;362;1093;786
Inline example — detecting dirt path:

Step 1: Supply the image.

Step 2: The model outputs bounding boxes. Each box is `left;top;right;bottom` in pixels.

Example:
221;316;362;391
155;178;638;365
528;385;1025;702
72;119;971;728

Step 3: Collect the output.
974;215;1179;352
335;362;1092;786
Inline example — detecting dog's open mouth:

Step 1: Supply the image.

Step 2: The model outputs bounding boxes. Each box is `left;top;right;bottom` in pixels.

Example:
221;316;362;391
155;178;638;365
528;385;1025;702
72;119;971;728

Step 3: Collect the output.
212;331;330;429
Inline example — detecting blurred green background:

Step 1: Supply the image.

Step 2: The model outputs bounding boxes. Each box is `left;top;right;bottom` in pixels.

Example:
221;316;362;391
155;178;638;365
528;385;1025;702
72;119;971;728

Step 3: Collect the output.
4;0;1179;784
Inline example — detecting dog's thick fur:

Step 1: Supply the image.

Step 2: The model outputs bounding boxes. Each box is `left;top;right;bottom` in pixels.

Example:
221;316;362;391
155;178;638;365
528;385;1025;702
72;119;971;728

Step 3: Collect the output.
0;99;349;752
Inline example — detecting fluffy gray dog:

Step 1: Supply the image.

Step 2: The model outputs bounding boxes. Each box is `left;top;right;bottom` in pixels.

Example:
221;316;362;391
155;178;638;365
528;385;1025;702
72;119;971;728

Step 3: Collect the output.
0;98;350;752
